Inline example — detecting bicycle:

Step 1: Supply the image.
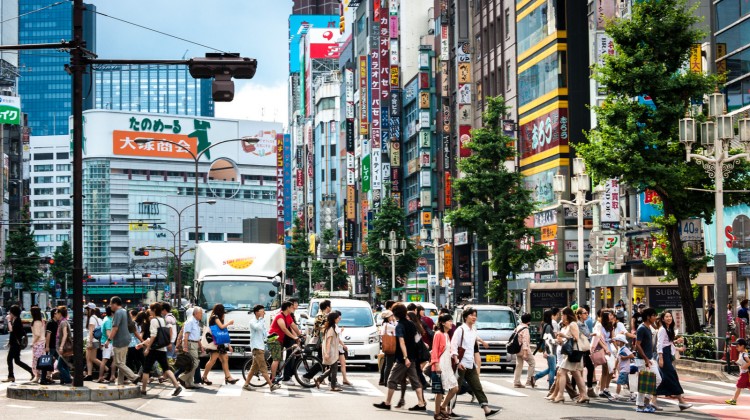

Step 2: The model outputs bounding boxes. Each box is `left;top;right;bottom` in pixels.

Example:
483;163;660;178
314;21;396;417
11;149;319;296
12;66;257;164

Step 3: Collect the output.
242;340;322;388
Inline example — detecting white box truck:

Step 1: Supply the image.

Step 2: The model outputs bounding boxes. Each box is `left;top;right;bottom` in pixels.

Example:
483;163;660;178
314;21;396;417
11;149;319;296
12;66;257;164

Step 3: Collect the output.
193;242;285;357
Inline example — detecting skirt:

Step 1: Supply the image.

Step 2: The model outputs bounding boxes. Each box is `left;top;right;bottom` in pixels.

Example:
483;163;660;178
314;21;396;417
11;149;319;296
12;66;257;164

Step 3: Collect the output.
560;354;583;371
656;346;683;396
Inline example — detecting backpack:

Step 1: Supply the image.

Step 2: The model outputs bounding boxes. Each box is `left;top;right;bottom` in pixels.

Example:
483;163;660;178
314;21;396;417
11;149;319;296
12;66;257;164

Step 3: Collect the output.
506;326;527;355
92;317;102;340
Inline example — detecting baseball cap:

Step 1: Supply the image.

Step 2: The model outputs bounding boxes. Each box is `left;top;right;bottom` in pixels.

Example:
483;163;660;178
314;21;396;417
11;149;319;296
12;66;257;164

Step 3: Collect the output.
380;310;393;319
86;302;96;309
735;338;748;347
614;334;628;344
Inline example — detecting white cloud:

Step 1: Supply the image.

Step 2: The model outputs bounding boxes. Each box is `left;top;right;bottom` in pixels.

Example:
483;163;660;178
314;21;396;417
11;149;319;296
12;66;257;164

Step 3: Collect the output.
214;81;288;126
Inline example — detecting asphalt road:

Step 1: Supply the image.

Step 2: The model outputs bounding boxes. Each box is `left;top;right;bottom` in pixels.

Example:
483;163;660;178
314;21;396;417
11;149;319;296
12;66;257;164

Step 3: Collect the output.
0;347;746;420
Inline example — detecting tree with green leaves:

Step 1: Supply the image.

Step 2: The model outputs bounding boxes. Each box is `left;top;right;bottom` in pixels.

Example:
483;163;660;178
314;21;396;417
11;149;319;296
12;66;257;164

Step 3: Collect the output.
576;0;748;333
446;96;549;300
315;228;349;292
286;217;313;302
6;206;39;291
51;240;73;296
361;195;419;299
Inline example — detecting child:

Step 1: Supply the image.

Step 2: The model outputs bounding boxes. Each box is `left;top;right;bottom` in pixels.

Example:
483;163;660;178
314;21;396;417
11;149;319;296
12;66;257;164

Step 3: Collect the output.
614;334;635;400
726;338;750;405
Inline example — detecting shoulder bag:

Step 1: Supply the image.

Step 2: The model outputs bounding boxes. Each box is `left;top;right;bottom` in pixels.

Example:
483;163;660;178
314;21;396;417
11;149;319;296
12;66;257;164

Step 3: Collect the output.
590;335;607;366
452;327;466;373
577;330;591;352
151;318;172;349
60;322;74;357
201;325;217;351
382;333;396;355
37;353;55;370
210;322;231;345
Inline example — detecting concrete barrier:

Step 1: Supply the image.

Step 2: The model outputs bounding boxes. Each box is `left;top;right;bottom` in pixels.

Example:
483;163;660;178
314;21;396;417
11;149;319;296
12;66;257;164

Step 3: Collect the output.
5;382;139;402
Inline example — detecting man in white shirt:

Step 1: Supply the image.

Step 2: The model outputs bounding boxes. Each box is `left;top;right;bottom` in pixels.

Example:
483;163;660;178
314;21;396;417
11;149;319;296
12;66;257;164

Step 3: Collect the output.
451;307;500;419
179;307;203;389
551;308;561;333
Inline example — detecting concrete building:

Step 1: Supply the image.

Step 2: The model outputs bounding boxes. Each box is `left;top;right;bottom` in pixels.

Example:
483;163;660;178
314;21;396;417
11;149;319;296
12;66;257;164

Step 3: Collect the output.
293;0;341;15
0;0;18;68
716;0;750;112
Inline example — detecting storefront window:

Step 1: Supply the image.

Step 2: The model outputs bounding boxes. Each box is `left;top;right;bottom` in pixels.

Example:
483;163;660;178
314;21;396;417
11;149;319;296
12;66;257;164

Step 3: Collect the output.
517;2;555;52
518;51;567;107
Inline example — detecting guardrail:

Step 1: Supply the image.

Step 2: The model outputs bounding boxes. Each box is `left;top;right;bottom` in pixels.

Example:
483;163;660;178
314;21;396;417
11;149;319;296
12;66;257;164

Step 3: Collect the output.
680;333;739;375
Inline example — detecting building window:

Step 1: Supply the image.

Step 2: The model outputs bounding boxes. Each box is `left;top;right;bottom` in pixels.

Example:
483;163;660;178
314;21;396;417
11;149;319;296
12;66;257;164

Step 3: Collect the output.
34;176;53;183
34;211;54;219
56;211;71;218
56;187;71;194
34;153;54;160
227;233;242;242
505;8;511;39
188;232;206;241
34;164;54;172
56;176;71;183
34;200;53;207
34;188;54;195
56;234;70;242
517;2;554;52
56;164;71;171
57;199;71;206
518;51;567;107
208;233;224;241
56;152;69;159
506;60;512;91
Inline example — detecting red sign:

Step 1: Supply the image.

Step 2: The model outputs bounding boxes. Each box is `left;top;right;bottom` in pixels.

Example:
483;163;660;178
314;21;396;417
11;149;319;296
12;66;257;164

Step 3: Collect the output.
445;172;452;207
519;108;569;159
276;135;285;244
644;189;661;204
307;28;340;59
459;125;472;158
296;169;303;187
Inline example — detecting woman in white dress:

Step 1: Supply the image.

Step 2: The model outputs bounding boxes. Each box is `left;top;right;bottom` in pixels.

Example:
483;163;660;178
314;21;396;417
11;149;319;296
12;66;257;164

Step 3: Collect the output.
430;314;458;420
551;307;588;404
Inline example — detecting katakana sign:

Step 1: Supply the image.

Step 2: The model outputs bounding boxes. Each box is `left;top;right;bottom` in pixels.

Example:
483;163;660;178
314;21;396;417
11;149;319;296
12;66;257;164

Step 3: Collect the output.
0;95;21;125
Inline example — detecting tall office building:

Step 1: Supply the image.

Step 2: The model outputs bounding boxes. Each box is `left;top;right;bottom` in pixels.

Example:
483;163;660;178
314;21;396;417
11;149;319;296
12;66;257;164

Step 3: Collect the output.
94;64;214;117
1;0;18;68
293;0;341;15
18;1;96;136
716;0;750;112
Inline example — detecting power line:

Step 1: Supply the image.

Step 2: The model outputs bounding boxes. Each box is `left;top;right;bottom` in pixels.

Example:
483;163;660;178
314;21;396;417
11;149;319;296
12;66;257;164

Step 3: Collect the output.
0;0;71;24
91;10;235;56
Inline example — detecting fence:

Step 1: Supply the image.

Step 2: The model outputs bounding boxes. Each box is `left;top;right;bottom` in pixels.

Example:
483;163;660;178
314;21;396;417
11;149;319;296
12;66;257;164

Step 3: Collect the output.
680;333;739;375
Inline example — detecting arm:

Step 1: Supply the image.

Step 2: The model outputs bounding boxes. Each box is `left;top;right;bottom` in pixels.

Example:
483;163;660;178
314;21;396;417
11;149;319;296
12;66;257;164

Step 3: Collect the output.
398;336;410;367
213;318;232;329
450;326;461;357
276;318;297;340
45;328;51;352
431;333;444;370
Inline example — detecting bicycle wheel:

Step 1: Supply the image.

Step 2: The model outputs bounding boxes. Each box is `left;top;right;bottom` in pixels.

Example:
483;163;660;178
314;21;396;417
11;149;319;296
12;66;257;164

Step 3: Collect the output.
294;355;322;388
243;356;270;387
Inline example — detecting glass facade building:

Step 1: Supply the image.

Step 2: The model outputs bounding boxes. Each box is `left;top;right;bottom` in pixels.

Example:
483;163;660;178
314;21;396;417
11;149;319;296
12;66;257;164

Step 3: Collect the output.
18;1;96;135
715;0;750;111
94;64;214;117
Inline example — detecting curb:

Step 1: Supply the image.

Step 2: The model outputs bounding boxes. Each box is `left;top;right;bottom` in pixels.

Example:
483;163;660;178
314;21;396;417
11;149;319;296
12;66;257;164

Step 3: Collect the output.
6;383;141;401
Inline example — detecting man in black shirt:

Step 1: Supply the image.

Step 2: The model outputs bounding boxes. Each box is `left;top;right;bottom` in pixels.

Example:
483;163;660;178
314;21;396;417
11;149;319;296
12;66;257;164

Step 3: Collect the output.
2;305;33;382
634;307;662;412
42;308;59;384
373;302;426;411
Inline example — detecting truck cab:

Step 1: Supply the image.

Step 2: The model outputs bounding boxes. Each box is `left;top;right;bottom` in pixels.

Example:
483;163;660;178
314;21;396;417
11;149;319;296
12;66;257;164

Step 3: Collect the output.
454;304;518;370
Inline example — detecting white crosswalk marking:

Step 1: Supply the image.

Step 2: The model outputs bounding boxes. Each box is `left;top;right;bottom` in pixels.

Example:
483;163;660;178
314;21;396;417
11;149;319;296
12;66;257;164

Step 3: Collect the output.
705;380;739;389
480;380;527;397
263;386;289;397
216;383;242;397
350;379;384;397
310;386;334;397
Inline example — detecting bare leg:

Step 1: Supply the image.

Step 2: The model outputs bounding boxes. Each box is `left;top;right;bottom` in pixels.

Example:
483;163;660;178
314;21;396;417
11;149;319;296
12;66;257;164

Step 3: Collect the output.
435;393;443;415
571;371;587;399
441;387;459;414
202;352;219;381
270;360;280;382
97;358;110;381
339;354;349;383
220;354;233;380
554;370;568;400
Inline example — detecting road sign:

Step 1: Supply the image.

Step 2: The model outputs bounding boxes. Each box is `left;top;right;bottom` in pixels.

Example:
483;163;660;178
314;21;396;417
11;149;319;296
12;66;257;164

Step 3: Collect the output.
739;251;750;264
418;257;428;267
416;266;428;274
739;266;750;277
14;282;23;289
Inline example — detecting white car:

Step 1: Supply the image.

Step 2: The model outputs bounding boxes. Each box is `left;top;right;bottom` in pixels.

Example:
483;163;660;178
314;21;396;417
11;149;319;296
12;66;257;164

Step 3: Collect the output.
304;298;379;368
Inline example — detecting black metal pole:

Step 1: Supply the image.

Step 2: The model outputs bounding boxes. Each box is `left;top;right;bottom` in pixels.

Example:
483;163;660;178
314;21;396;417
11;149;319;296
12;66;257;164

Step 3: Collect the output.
71;0;85;387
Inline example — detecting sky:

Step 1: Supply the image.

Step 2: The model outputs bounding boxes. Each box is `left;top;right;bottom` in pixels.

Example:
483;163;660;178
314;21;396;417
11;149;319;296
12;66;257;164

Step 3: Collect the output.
88;0;294;125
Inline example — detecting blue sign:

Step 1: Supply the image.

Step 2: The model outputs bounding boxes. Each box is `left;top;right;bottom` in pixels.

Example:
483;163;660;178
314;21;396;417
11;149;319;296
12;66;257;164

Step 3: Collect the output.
638;192;663;222
704;204;750;266
288;15;339;73
416;266;428;274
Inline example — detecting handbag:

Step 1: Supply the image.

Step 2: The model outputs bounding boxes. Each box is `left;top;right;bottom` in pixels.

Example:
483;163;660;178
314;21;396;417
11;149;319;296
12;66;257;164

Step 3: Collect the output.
452;327;466;373
561;339;583;363
20;334;29;350
201;325;217;351
590;336;607;366
210;324;231;345
174;352;194;371
151;318;172;349
637;369;657;395
578;332;591;352
37;353;55;370
382;334;396;355
418;341;431;363
61;322;74;357
605;353;616;373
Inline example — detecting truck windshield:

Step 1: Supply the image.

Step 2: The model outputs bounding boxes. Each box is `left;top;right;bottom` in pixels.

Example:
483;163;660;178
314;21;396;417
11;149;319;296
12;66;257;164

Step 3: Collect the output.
197;280;279;311
476;310;516;330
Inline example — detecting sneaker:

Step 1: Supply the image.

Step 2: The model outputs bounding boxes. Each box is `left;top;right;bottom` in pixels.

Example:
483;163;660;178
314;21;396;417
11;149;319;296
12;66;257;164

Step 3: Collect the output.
725;399;736;405
648;404;663;412
172;386;183;397
282;379;296;387
242;384;253;391
513;383;526;388
270;383;281;391
636;406;655;413
630;394;637;402
373;402;391;410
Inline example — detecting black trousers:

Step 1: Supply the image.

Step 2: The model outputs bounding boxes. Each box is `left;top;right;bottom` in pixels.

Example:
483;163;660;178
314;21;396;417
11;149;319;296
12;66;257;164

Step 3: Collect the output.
7;344;33;379
583;352;596;387
282;340;296;381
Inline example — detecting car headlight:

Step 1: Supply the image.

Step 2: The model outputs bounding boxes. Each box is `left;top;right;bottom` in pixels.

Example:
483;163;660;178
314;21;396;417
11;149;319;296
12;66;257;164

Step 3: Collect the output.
368;332;379;344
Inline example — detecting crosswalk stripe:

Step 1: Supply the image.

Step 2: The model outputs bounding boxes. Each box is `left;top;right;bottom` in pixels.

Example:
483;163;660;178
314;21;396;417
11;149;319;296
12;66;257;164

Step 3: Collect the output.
350;379;385;397
481;380;527;397
705;380;739;389
683;382;736;395
263;386;289;397
310;386;334;397
216;383;242;397
680;388;712;397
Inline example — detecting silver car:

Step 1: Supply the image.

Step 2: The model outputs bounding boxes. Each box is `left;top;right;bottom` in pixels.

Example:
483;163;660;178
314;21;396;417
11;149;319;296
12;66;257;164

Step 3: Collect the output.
454;304;518;371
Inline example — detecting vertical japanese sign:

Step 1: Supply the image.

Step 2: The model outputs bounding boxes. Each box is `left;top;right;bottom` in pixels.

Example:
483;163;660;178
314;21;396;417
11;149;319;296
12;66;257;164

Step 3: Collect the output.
601;178;620;228
359;56;369;135
444;244;453;280
276;134;285;244
362;140;371;193
283;134;293;236
689;44;702;73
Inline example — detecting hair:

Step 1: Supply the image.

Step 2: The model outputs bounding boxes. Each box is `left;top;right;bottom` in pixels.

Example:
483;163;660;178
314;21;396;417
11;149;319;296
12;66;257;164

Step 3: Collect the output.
406;303;417;312
576;307;588;320
104;305;112;317
253;304;265;314
462;307;477;321
9;304;21;317
324;311;340;333
439;307;451;315
407;312;426;336
281;301;293;311
391;302;407;320
561;307;576;325
111;296;122;306
57;306;68;318
659;310;676;342
149;302;162;317
384;300;395;310
436;314;453;332
582;304;591;312
600;309;614;333
30;306;43;322
416;304;425;314
211;303;226;321
129;309;139;317
86;306;96;318
542;309;553;326
93;308;102;318
135;311;150;329
161;302;171;312
49;308;58;319
551;307;560;316
642;307;657;319
521;313;532;323
319;300;331;311
741;299;749;309
288;298;299;304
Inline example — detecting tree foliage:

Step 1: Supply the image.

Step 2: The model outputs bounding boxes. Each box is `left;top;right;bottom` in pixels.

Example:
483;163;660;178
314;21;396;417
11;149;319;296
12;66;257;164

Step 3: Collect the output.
360;195;419;298
5;206;39;291
51;240;73;296
286;217;312;302
576;0;749;333
446;96;548;299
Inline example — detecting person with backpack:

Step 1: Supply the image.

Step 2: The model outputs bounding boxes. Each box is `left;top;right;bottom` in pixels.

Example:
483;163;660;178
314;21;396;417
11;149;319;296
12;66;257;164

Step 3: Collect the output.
533;310;557;390
726;338;750;405
2;305;33;383
512;313;535;388
136;302;182;396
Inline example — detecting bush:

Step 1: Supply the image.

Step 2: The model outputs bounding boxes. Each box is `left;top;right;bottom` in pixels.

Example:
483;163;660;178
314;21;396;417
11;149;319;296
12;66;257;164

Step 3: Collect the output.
683;333;717;360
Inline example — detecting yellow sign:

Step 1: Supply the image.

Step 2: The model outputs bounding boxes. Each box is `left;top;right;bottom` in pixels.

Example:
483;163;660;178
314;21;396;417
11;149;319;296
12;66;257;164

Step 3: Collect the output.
444;244;453;278
309;234;317;254
717;43;727;75
689;44;702;73
421;211;432;226
541;225;557;241
633;287;645;300
458;62;472;83
600;287;613;299
419;91;430;109
223;257;255;269
129;223;150;231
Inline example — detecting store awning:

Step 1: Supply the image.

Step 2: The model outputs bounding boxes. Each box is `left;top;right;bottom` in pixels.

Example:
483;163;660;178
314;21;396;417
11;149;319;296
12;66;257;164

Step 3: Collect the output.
590;272;629;288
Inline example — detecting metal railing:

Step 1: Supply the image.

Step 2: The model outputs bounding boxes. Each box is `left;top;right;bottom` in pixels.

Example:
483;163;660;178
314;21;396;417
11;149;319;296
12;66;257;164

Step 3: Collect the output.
680;333;739;375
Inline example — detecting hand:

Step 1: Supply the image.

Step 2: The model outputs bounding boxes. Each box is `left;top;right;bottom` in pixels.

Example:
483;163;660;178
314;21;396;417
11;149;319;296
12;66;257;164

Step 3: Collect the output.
183;345;188;353
482;342;489;349
144;348;150;355
228;320;235;326
343;345;348;352
44;347;49;353
405;359;412;368
436;369;442;374
645;360;651;368
458;363;466;371
228;345;233;353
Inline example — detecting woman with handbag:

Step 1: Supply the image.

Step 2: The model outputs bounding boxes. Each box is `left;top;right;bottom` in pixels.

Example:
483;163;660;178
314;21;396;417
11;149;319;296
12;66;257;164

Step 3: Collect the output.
550;307;588;404
29;306;47;383
431;314;459;420
55;306;74;385
136;302;182;396
84;306;105;381
379;310;397;386
655;311;692;410
202;304;239;385
576;307;596;398
592;309;615;398
533;310;557;390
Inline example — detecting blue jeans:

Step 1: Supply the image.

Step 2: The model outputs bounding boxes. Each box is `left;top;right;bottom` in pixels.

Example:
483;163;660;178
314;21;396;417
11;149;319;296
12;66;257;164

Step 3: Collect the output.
57;356;72;384
534;354;556;386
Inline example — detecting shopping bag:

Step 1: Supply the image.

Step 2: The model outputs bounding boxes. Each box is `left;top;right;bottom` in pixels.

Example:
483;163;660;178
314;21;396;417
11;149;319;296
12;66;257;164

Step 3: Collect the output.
37;354;55;370
637;370;656;395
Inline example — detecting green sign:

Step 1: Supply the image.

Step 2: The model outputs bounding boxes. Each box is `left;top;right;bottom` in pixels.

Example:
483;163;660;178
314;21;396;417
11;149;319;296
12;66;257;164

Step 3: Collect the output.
362;154;371;192
0;95;21;125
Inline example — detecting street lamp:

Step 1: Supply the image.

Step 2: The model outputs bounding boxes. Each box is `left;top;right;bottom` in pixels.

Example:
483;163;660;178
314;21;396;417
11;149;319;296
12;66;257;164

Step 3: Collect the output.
300;256;313;301
553;158;600;307
141;200;216;302
420;218;450;304
379;230;408;299
679;91;750;342
134;136;259;244
321;257;338;294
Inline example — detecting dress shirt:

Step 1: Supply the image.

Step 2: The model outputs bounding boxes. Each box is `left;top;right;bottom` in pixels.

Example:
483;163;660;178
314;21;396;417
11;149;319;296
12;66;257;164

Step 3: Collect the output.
451;323;478;369
249;316;267;351
183;316;202;341
656;327;676;356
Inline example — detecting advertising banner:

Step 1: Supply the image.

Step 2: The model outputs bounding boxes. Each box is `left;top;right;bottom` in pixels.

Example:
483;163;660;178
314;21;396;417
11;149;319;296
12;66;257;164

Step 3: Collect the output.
0;95;21;125
359;56;369;135
601;179;620;225
459;125;472;158
306;28;341;59
704;204;750;266
372;152;382;190
346;186;356;220
362;154;371;192
276;135;285;244
596;0;617;30
444;171;451;207
519;108;569;160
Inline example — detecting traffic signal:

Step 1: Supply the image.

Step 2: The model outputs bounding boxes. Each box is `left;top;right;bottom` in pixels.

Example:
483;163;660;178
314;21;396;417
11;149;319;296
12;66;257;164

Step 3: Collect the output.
134;248;150;256
188;53;257;102
39;256;54;264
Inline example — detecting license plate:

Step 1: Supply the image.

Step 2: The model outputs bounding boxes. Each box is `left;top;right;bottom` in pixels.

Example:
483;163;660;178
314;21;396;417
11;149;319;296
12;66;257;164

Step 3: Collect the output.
347;349;355;357
233;346;245;355
486;354;500;363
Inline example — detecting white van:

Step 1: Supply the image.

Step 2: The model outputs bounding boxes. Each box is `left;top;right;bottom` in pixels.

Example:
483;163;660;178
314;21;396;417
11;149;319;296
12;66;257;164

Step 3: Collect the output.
304;298;379;368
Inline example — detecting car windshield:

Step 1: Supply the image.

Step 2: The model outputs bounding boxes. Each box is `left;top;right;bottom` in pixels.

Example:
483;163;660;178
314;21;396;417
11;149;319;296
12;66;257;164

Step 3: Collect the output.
476;310;516;330
197;280;279;311
335;307;374;328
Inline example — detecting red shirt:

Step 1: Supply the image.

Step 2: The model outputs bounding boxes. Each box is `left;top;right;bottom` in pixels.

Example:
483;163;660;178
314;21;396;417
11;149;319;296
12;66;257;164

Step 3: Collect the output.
269;312;287;343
